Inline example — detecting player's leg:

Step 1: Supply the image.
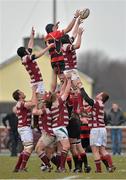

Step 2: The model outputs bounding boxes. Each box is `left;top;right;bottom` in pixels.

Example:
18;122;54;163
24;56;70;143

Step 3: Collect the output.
76;140;91;173
35;132;55;171
51;70;57;92
100;146;116;172
13;127;33;172
35;81;45;109
90;128;102;173
53;127;70;172
70;138;81;172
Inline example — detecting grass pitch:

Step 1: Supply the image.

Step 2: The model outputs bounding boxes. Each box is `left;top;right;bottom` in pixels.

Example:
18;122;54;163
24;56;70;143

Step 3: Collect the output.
0;154;126;179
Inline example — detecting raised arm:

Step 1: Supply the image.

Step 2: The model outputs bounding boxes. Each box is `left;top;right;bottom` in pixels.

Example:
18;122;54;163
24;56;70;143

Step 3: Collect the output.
72;18;83;39
73;27;84;50
50;70;57;92
60;78;67;96
61;75;71;101
63;10;80;34
32;43;54;59
28;27;35;49
24;85;37;109
77;83;94;106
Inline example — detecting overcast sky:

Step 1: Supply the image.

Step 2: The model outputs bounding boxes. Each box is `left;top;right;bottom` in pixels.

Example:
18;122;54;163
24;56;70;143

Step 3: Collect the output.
0;0;126;64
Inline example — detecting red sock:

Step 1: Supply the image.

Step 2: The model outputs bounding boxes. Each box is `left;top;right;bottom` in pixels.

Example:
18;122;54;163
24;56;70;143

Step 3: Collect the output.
20;151;30;170
14;152;23;170
103;154;113;167
60;150;68;169
101;155;109;168
95;159;102;172
39;152;51;167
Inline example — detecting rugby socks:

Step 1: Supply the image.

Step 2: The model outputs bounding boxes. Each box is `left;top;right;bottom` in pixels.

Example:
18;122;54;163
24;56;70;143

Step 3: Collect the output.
14;152;23;170
80;153;88;168
101;155;109;169
20;151;30;170
56;153;61;169
66;156;72;170
51;155;57;167
103;154;113;167
39;152;51;167
60;150;68;169
95;159;102;172
73;154;79;169
78;155;83;170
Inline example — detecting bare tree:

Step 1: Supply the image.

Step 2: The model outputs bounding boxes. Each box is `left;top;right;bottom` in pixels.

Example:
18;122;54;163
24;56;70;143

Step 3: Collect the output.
78;50;126;110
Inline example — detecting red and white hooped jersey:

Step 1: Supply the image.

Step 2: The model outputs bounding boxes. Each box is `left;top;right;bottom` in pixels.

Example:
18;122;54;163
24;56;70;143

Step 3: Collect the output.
67;92;83;114
62;44;77;70
38;108;54;136
15;101;32;128
22;55;43;83
51;97;69;128
88;100;105;128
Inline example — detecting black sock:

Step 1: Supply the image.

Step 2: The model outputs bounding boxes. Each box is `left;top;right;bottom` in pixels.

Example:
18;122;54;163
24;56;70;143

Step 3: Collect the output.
78;158;83;169
51;156;57;167
80;153;88;167
67;159;72;170
102;159;109;168
73;155;79;169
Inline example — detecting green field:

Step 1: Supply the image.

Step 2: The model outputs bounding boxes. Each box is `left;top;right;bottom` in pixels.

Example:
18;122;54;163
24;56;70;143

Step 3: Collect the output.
0;155;126;179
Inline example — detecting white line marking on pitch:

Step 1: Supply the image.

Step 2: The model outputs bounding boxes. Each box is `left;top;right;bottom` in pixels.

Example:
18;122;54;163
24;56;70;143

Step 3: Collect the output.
62;175;79;179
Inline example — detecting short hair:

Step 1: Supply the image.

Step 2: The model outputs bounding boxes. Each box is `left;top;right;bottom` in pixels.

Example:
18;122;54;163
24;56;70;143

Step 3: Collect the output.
45;24;54;33
17;47;27;58
61;34;71;44
12;90;20;101
102;92;109;103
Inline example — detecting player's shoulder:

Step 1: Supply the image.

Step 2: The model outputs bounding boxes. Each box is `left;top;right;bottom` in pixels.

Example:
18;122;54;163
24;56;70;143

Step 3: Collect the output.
95;100;104;107
16;101;24;108
22;55;31;63
63;43;72;51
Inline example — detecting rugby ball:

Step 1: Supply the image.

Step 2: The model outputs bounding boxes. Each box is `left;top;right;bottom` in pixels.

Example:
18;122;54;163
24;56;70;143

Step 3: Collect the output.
79;8;90;19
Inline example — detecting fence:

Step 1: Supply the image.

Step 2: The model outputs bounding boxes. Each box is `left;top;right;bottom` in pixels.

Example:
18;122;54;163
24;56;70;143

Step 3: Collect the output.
0;126;126;152
106;126;126;152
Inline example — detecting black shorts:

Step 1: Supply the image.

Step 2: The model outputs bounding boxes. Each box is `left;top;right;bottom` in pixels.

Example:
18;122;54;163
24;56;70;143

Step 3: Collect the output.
67;118;81;139
51;61;65;74
81;138;90;149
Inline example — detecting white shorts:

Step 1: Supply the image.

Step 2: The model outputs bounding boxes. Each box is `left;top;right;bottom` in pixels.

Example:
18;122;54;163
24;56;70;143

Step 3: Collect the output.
18;126;33;144
32;81;45;94
37;131;56;147
53;126;68;141
64;69;80;81
90;128;107;147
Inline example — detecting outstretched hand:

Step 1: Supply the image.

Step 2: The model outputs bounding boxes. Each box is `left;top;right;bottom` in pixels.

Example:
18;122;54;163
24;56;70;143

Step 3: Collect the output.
77;17;84;25
31;27;35;36
74;10;81;18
